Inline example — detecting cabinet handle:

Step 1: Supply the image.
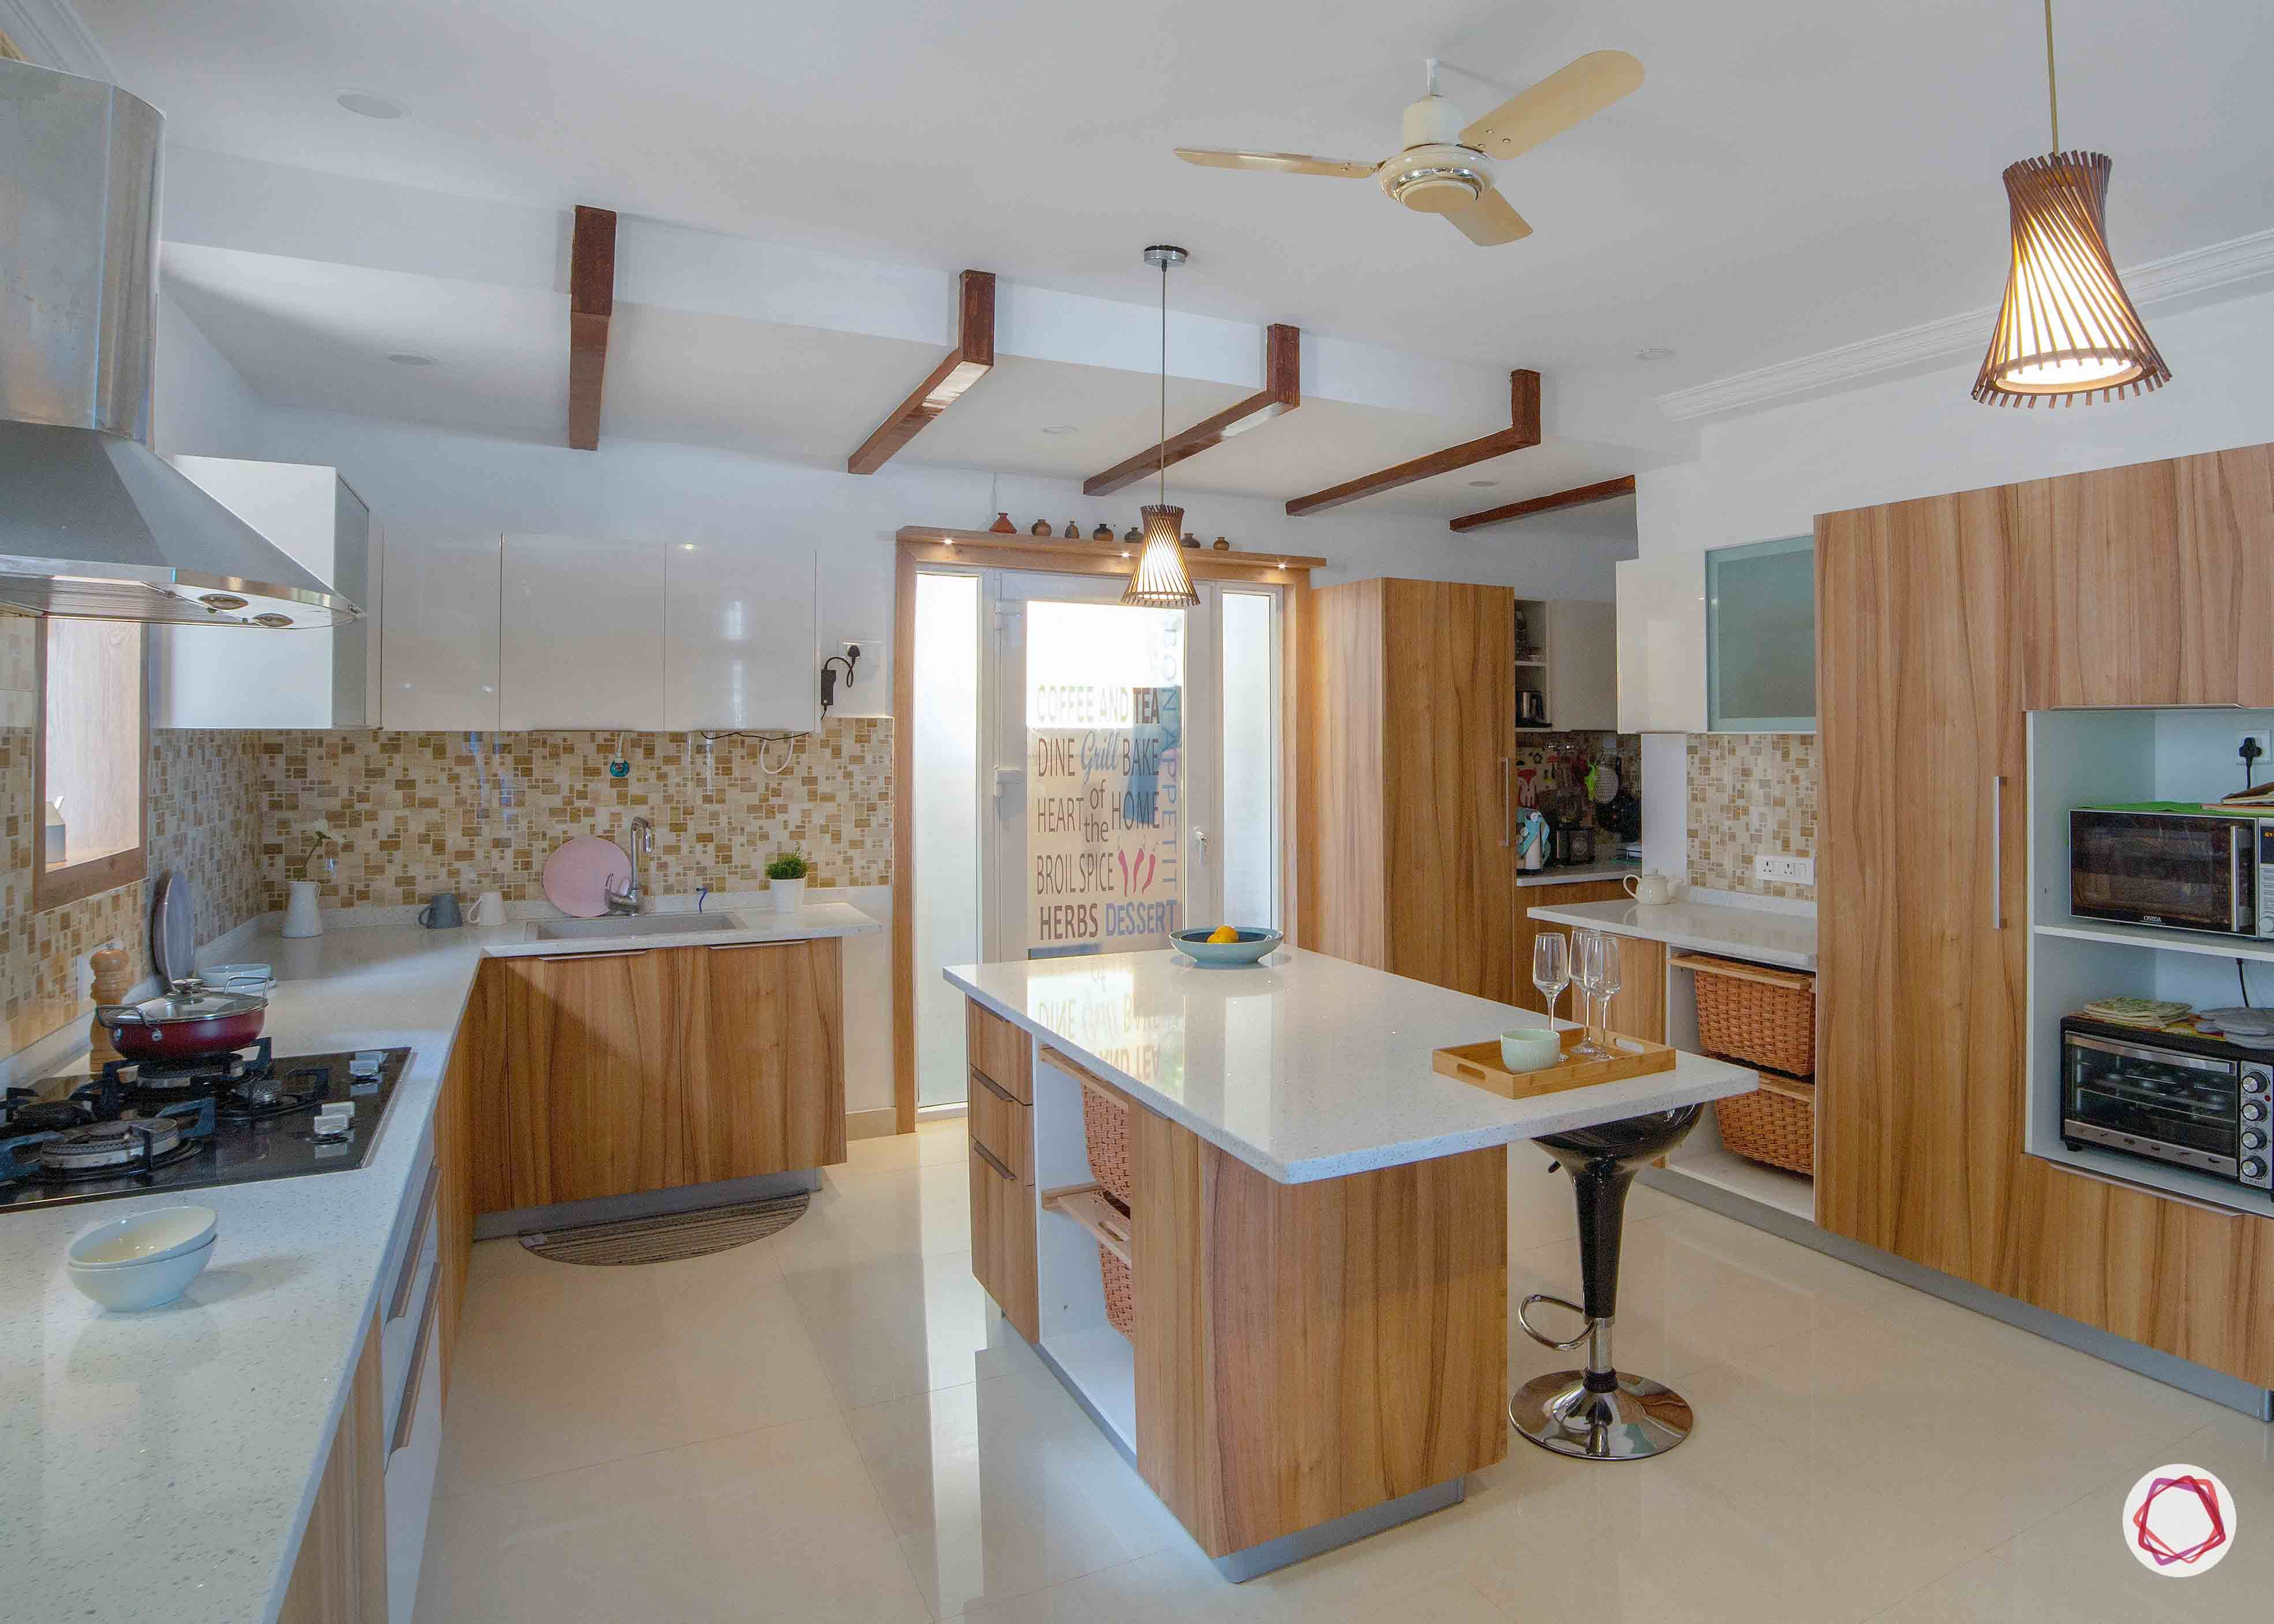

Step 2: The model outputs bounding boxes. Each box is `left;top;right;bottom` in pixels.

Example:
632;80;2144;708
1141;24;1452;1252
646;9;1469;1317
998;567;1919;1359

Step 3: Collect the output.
387;1159;442;1323
1500;756;1512;848
390;1263;444;1458
973;1141;1015;1182
1989;775;2006;931
535;948;649;961
970;1067;1018;1106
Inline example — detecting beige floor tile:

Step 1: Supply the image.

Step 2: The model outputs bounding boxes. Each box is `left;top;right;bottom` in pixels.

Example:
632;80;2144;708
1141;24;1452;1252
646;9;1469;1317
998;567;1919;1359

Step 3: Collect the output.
842;1114;969;1176
648;1261;845;1438
782;1247;1045;1408
435;1262;698;1494
846;1369;1188;1618
771;1159;974;1271
413;1414;930;1624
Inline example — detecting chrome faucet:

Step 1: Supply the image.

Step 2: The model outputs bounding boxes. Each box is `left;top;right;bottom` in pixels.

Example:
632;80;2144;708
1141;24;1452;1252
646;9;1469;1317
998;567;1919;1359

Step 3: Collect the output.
605;816;654;914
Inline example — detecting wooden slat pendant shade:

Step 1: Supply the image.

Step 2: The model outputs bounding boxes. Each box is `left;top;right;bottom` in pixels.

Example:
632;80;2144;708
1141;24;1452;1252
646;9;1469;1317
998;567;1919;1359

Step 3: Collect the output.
1121;505;1198;607
1973;151;2169;407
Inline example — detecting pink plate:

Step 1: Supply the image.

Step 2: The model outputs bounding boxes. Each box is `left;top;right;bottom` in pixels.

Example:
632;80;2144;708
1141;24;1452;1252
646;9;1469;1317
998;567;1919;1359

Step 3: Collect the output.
543;835;632;919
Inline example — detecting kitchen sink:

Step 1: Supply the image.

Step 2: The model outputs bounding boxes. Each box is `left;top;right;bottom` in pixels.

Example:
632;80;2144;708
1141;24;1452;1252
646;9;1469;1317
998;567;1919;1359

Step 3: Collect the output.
534;912;746;941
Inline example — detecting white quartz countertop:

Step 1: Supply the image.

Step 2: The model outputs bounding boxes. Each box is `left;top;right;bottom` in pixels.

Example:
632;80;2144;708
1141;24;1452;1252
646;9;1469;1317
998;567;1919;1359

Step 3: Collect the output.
1524;897;1819;971
946;947;1757;1184
0;901;876;1624
1516;860;1640;889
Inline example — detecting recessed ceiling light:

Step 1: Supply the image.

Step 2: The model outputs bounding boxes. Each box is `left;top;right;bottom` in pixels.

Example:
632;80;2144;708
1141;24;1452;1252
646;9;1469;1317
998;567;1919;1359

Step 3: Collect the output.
337;91;405;120
1465;479;1498;488
386;353;436;366
1636;346;1675;362
1039;425;1078;435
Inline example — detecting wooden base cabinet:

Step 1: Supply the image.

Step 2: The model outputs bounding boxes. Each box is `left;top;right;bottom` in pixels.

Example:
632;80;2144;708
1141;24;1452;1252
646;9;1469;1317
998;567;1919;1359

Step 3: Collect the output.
1817;454;2274;1387
278;1315;388;1624
964;1001;1038;1338
470;940;848;1217
1129;1111;1508;1559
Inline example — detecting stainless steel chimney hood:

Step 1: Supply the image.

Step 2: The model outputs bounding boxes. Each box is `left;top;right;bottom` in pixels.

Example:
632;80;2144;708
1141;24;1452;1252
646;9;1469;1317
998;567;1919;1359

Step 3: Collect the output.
0;59;357;627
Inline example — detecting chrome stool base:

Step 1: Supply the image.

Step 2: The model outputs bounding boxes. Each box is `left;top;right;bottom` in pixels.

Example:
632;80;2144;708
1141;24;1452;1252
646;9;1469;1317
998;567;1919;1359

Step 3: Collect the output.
1510;1368;1693;1461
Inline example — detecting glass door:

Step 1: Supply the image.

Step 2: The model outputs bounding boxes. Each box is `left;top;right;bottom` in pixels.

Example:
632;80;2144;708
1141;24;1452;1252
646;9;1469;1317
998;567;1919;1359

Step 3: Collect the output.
986;573;1203;964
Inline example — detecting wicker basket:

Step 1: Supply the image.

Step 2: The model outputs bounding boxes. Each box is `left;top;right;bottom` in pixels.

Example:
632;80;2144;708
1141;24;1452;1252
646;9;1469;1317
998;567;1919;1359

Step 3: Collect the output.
1099;1237;1135;1334
1675;953;1817;1079
1714;1070;1815;1175
1079;1075;1134;1205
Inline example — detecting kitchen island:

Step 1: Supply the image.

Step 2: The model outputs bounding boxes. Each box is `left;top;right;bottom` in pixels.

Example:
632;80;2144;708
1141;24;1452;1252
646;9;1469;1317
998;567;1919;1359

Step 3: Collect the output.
945;945;1757;1579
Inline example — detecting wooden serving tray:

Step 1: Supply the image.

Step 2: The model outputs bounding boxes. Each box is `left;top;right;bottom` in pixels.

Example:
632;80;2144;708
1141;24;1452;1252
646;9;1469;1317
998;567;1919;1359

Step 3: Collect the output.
1433;1028;1678;1099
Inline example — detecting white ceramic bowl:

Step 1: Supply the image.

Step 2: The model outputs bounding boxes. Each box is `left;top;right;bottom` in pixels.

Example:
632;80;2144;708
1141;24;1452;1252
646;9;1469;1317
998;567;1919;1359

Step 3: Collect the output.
67;1204;217;1269
69;1232;215;1311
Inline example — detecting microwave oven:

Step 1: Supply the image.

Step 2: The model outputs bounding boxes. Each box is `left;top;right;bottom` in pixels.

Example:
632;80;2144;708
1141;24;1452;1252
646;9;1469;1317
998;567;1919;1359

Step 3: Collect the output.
2069;806;2274;938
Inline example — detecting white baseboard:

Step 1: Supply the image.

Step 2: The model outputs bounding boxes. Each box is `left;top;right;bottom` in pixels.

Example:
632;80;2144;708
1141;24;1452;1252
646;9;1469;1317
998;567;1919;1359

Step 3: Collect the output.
844;1107;899;1142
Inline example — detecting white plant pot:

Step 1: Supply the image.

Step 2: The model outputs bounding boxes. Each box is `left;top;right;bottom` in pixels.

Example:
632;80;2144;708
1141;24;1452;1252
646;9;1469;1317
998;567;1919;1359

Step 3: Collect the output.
771;877;806;915
282;880;324;939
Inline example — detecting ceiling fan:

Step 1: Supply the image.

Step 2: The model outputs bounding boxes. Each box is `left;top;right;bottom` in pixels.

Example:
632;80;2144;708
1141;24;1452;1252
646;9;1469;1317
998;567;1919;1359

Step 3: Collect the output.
1174;52;1643;246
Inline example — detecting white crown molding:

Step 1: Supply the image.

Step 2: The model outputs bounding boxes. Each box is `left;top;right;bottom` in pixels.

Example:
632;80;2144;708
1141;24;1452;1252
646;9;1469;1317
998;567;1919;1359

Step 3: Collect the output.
0;0;113;80
1657;225;2274;422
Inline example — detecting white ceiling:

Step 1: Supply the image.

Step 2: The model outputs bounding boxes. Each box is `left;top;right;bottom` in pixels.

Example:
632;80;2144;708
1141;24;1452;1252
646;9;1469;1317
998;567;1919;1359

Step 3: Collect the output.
82;0;2274;392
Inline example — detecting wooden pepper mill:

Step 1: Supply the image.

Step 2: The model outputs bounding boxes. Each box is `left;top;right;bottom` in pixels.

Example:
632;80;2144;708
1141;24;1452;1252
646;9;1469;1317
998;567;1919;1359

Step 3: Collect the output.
88;946;130;1069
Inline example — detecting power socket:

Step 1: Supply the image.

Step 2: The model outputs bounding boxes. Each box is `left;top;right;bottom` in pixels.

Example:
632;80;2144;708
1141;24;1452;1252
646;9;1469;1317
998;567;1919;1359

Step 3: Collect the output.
1756;854;1815;885
2243;732;2269;779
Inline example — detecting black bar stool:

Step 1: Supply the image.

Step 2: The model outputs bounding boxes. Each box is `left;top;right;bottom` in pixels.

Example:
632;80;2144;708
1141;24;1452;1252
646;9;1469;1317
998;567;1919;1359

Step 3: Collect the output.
1511;1103;1702;1461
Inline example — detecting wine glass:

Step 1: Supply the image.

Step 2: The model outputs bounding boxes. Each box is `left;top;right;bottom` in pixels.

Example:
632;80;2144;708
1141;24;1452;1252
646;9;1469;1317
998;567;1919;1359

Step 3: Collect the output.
1592;933;1622;1050
1532;933;1571;1033
1570;929;1610;1058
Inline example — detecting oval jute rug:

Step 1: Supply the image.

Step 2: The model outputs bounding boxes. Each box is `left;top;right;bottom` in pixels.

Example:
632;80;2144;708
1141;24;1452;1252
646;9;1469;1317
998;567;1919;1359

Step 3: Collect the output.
519;1192;810;1266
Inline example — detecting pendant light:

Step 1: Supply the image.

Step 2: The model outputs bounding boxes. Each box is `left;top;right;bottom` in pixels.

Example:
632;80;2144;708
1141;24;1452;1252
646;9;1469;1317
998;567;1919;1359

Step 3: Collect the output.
1123;244;1200;608
1973;0;2168;406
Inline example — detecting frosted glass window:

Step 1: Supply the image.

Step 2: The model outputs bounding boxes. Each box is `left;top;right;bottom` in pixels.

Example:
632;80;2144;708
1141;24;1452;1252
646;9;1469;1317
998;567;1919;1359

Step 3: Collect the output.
37;617;146;909
912;572;981;1107
1707;535;1815;732
1220;592;1278;929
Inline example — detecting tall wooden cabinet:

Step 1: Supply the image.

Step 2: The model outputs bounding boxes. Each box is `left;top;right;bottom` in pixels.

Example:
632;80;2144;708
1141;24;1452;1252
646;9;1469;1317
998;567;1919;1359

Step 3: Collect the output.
1816;443;2274;1385
1303;579;1517;999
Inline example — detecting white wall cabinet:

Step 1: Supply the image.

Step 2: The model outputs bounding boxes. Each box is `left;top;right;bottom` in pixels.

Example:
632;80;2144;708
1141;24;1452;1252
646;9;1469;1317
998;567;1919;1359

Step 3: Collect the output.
382;533;503;731
149;458;373;728
500;534;665;729
663;544;817;732
1615;554;1707;734
1546;598;1619;732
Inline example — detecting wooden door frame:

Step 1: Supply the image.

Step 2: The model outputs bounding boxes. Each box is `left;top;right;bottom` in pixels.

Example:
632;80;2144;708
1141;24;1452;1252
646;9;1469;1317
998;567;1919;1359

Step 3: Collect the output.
891;530;1312;1132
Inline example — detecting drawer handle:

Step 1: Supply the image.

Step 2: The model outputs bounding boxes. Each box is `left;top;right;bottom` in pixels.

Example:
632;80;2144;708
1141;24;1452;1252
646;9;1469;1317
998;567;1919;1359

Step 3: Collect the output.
970;1068;1018;1106
388;1161;442;1323
973;1141;1016;1182
390;1263;443;1457
535;948;650;961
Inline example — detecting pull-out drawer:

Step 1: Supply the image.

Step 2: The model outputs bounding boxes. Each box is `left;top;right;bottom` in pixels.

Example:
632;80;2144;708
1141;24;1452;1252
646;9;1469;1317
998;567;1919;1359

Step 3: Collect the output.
968;1066;1030;1183
967;1000;1031;1103
969;1142;1038;1341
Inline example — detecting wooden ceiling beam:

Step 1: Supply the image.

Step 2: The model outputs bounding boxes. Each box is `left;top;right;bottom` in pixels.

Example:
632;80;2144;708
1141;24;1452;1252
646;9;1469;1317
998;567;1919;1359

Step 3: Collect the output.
847;270;996;475
1083;324;1301;497
1285;369;1541;517
566;205;616;451
1449;473;1635;533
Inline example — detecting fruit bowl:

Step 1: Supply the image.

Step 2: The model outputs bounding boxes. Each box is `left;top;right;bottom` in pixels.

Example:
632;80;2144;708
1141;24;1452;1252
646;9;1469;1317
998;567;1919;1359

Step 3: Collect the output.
1170;927;1284;966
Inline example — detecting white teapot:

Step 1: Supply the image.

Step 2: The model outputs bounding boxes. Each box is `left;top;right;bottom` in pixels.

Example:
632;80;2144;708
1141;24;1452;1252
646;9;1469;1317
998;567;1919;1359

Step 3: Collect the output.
1622;871;1677;905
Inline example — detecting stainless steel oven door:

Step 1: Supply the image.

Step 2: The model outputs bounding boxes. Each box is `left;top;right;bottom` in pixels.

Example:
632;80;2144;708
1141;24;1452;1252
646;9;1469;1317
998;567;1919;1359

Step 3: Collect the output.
2062;1032;2241;1177
2070;811;2252;934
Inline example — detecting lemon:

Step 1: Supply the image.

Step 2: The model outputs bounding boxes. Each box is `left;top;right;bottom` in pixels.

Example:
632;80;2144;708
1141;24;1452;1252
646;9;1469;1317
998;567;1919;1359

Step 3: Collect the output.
1206;925;1241;945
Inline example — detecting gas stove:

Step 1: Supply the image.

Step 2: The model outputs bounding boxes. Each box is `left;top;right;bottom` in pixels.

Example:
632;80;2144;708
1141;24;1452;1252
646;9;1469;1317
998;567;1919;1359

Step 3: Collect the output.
0;1045;409;1213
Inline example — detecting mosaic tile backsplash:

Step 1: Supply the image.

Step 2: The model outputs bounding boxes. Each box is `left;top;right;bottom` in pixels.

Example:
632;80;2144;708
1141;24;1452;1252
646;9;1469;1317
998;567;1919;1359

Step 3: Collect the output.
1686;732;1817;900
257;721;892;909
2;615;267;1053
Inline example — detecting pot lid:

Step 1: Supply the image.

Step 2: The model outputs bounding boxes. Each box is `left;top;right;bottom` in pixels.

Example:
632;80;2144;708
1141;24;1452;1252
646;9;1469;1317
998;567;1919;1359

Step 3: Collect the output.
99;979;267;1027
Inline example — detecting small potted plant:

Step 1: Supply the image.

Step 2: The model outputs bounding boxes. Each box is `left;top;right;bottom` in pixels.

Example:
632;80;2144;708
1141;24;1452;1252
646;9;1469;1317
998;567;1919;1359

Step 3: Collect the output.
765;850;809;915
283;822;334;939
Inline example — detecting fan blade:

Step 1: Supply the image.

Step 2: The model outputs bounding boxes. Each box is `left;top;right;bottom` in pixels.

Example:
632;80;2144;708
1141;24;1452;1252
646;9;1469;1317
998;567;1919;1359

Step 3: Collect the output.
1174;147;1378;179
1458;50;1643;159
1443;186;1532;246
